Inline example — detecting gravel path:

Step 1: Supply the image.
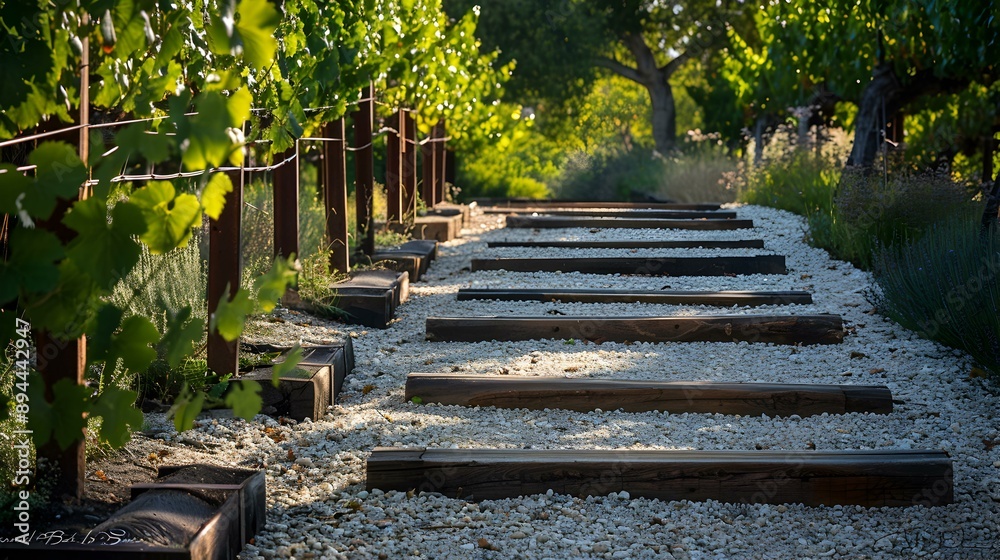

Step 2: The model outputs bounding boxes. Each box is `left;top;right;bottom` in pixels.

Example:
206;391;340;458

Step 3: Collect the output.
142;204;999;559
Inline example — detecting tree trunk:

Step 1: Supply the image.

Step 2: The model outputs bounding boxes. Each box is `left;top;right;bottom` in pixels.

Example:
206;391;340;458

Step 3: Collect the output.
647;74;677;154
846;64;903;169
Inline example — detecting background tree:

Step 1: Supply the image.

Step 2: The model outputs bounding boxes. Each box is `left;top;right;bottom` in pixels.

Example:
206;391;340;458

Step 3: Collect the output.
444;0;749;154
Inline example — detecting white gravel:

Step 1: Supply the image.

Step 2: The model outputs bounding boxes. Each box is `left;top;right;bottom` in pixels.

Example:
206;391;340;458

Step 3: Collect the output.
138;204;999;559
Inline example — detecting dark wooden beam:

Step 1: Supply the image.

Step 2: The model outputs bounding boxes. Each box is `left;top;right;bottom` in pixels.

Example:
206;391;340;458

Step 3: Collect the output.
470;256;787;276
207;168;243;377
485;209;738;219
3;466;266;558
405;374;892;416
488;240;765;249
476;199;722;210
425;314;845;345
243;342;354;419
455;288;812;306
505;216;753;230
366;448;953;507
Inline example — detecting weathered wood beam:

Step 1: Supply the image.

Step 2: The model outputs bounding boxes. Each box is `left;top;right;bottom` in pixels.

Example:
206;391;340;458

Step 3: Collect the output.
405;374;892;416
505;215;753;230
485;209;738;219
425;314;845;345
470;256;787;276
476;199;722;210
455;289;812;306
366;448;953;507
487;240;765;249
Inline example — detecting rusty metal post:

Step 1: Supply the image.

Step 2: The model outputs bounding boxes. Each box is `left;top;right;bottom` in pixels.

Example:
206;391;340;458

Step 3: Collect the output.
207;168;243;376
36;17;89;501
386;111;403;223
272;146;299;260
353;87;375;256
422;122;438;209
401;110;418;221
323;119;350;273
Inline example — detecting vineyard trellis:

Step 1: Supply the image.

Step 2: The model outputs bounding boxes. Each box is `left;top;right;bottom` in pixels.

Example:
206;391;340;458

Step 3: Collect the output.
1;0;509;500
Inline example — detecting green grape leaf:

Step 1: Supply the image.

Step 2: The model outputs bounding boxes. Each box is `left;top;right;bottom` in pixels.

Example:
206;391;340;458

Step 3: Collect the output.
253;256;298;313
63;199;145;288
22;261;99;338
88;304;125;362
235;0;281;69
50;378;91;450
0;228;64;304
207;374;231;399
272;344;303;387
0;163;33;217
209;287;254;341
22;142;87;220
27;372;54;446
227;88;253;127
169;385;205;432
206;0;237;56
91;386;143;448
201;172;233;221
181;92;238;170
109;315;160;372
130;181;203;253
224;380;262;420
160;307;205;369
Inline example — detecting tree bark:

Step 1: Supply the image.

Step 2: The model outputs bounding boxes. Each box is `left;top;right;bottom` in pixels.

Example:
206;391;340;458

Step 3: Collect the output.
647;75;677;154
980;171;999;235
845;64;902;169
595;32;687;155
846;64;969;171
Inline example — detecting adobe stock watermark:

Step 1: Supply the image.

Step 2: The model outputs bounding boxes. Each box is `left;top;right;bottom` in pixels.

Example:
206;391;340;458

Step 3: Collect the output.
11;318;34;545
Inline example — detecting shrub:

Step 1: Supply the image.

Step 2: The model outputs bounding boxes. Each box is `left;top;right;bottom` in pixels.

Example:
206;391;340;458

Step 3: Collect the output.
555;136;738;203
736;125;978;268
814;168;978;267
736;151;840;216
871;218;1000;377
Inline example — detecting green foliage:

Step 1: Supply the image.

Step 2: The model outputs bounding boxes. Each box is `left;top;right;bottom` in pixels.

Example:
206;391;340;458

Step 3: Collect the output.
456;112;557;199
555;133;737;203
90;387;145;448
273;344;305;384
224;381;263;420
871;218;1000;377
443;0;607;111
737;152;841;217
295;251;350;320
2;0;506;459
737;125;979;268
